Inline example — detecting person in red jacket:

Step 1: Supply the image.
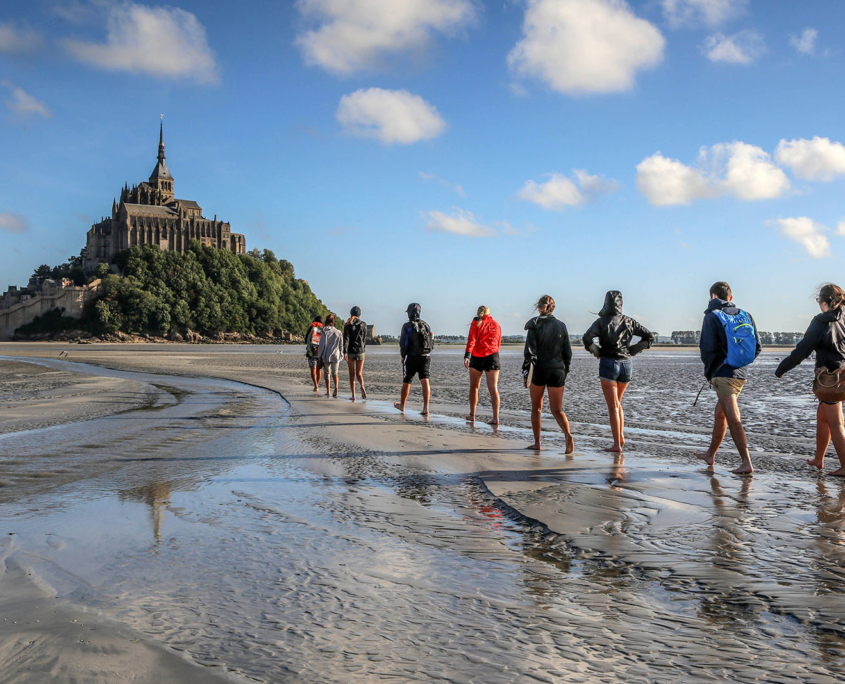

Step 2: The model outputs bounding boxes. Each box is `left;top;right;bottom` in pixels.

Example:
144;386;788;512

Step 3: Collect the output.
464;305;502;425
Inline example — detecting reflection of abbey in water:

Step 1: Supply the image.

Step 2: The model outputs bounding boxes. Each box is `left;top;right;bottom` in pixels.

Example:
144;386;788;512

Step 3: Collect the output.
84;121;246;271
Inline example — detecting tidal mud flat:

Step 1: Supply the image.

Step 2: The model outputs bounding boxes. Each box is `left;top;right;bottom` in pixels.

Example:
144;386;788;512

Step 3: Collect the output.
0;344;843;683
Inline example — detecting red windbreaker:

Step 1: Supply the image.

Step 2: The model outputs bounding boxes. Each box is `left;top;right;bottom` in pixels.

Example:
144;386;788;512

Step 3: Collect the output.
465;315;502;358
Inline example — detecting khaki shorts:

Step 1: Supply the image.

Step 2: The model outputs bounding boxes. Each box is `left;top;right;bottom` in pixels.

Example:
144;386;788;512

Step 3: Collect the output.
711;377;746;399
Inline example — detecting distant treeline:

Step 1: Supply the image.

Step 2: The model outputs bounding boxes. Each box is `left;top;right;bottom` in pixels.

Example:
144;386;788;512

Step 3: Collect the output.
670;330;804;345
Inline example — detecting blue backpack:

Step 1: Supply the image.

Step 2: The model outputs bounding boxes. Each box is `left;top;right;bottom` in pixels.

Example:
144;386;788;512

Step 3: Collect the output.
713;309;757;368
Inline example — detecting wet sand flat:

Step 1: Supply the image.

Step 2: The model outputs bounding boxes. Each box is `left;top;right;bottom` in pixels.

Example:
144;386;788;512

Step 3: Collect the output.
0;344;843;682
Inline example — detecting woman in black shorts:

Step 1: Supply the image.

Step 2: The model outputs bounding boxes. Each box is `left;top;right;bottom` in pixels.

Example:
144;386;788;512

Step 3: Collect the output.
523;295;573;453
464;305;502;425
776;283;845;476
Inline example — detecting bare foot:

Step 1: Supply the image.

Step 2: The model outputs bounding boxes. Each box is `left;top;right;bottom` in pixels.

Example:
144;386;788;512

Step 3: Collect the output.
333;389;338;398
488;419;499;426
603;445;622;453
808;457;825;469
695;451;715;467
525;443;542;451
829;467;845;477
421;410;430;416
731;464;754;475
312;386;319;392
350;396;356;402
394;401;404;413
362;389;368;400
465;414;475;422
325;392;330;398
565;435;575;455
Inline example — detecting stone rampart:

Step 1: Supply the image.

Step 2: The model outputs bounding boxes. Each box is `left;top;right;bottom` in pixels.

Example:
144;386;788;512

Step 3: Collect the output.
0;281;101;340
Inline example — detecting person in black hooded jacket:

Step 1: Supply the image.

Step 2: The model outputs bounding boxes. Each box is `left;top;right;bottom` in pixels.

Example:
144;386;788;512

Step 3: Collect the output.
523;295;574;453
343;306;368;402
583;290;654;453
776;283;845;476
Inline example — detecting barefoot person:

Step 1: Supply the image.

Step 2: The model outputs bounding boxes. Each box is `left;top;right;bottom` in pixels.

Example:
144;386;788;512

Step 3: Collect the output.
343;306;368;402
395;303;434;415
305;315;323;392
464;306;502;425
316;313;343;398
695;281;761;475
583;290;654;452
523;295;574;453
775;283;845;477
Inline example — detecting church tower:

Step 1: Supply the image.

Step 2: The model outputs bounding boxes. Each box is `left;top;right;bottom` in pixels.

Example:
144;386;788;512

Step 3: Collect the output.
148;118;174;202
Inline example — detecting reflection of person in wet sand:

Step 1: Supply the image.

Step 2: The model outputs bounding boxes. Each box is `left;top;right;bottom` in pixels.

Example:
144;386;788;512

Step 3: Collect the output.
522;295;574;453
695;282;761;475
776;283;845;477
583;290;654;453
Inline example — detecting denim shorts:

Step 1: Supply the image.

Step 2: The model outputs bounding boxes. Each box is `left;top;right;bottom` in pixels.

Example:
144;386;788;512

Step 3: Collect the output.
599;357;632;383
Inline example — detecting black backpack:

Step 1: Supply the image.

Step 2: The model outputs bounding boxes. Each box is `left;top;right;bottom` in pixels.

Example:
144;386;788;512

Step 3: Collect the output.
411;319;434;355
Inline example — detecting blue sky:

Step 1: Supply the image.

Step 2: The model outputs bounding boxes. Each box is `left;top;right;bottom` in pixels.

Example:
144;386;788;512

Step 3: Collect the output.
2;0;845;337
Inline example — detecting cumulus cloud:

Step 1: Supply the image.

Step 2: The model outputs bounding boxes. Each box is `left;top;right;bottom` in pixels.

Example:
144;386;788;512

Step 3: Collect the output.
518;170;618;210
295;0;476;75
637;142;790;205
424;208;494;237
0;22;43;53
337;88;446;144
508;0;665;95
702;30;764;64
837;221;845;237
775;217;830;258
1;81;51;118
790;27;817;55
661;0;746;27
63;2;218;84
775;137;845;181
0;212;30;234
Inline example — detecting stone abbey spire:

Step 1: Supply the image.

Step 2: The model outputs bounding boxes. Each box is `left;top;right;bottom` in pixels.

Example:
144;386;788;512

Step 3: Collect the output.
148;116;174;201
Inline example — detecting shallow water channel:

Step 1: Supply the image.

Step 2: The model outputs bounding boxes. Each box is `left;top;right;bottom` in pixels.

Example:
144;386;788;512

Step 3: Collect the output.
1;359;845;682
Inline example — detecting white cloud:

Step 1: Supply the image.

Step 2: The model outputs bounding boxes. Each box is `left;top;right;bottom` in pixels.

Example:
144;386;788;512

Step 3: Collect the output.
507;0;665;95
0;22;42;53
63;3;218;84
775;137;845;181
337;88;446;144
419;171;465;196
661;0;746;27
1;81;51;118
518;169;619;210
702;30;764;64
295;0;476;75
790;27;817;55
636;142;789;205
424;208;494;237
775;217;830;258
837;221;845;237
0;212;30;233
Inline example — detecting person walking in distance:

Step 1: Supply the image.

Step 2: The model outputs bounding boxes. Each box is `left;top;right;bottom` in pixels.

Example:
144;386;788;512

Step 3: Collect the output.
695;281;761;475
775;283;845;477
395;303;434;415
583;290;654;452
464;305;502;425
317;313;344;398
305;315;323;392
343;306;368;402
523;295;574;453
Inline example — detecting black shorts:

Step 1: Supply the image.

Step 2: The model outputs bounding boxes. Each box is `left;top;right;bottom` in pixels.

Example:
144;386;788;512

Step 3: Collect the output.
403;355;431;383
469;353;501;372
531;366;567;388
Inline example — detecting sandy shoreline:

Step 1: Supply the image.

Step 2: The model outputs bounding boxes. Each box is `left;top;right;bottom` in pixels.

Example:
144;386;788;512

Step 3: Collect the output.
1;343;844;682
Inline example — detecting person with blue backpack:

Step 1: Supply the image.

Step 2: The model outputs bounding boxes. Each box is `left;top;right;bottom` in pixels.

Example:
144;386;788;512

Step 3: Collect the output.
395;303;434;415
695;281;761;475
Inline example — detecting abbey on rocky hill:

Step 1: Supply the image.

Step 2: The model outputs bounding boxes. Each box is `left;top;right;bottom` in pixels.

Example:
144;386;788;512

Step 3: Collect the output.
84;121;246;271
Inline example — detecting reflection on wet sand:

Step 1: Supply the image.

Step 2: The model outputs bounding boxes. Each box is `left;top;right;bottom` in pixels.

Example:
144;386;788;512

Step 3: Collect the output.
119;480;173;543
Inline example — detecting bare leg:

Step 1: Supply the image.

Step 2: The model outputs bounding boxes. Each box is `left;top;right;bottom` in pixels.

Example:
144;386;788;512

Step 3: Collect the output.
332;373;338;398
719;394;753;475
356;359;366;399
617;382;628;446
324;367;331;397
600;379;623;452
810;402;829;469
310;365;319;391
467;368;483;421
695;401;727;468
420;378;431;415
347;359;356;401
486;370;501;425
820;402;845;476
394;382;411;412
547;385;574;454
528;383;545;449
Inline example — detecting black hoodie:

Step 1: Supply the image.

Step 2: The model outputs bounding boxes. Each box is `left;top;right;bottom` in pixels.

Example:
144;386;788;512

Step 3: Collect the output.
343;318;367;355
776;306;845;376
582;291;654;360
523;315;571;373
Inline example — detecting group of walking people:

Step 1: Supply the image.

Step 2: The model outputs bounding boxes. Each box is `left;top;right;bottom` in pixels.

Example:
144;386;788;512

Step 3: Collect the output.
304;281;845;477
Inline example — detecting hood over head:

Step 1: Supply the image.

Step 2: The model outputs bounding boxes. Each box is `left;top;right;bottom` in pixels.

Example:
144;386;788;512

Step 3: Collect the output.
599;290;623;317
350;306;361;317
407;303;421;320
